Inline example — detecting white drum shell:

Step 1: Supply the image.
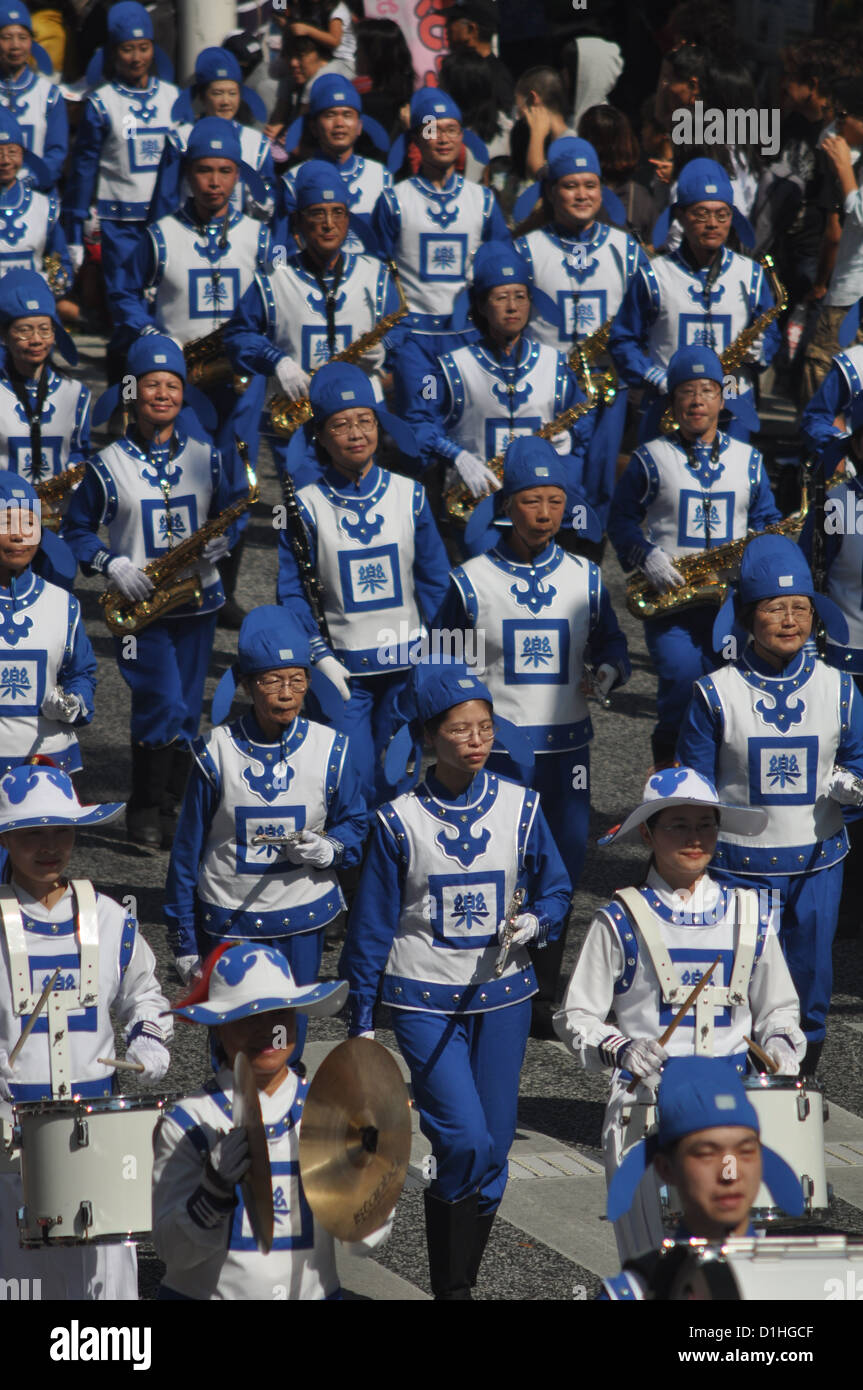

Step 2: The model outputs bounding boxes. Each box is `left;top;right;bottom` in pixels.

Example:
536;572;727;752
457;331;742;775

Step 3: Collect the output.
15;1094;177;1246
668;1236;863;1300
744;1076;829;1220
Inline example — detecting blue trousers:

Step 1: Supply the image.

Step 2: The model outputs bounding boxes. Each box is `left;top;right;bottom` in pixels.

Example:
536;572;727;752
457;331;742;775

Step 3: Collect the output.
306;668;410;807
197;927;325;1061
486;746;588;890
645;606;718;760
114;611;219;746
391;1000;531;1212
713;861;844;1042
584;390;627;530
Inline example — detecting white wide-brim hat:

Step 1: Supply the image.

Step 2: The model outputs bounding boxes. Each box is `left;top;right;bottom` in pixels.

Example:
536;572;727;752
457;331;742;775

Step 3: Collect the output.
598;766;768;846
172;943;348;1025
0;764;124;832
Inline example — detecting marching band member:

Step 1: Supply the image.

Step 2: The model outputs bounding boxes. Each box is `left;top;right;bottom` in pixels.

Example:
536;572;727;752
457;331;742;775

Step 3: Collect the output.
402;242;595;516
0;471;95;775
224;160;399;479
0;106;69;289
164;604;366;1052
277;363;448;805
152;943;390;1300
600;1058;804;1300
0;269;89;490
371;89;508;329
800;330;863;457
341;660;571;1299
554;766;805;1260
607;345;782;767
62;1;178;362
0;1;67;189
513;136;649;524
0;762;171;1299
62;335;247;850
435;436;629;1031
676;536;863;1075
608;159;779;443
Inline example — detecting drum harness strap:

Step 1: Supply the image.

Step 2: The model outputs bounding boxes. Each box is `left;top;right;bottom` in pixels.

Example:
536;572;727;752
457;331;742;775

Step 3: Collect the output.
613;886;760;1056
0;880;99;1099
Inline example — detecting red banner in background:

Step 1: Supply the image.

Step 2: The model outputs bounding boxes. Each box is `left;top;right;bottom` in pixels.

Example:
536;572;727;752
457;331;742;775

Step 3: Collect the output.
364;0;451;88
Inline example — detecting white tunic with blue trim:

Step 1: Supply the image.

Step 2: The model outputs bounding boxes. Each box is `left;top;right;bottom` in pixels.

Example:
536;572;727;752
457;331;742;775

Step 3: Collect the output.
515;222;643;348
0;368;89;480
643;248;764;371
629;434;761;558
0;69;56;166
0;181;55;275
438;338;570;460
257;251;389;374
148;208;270;344
384;177;492;318
89;78;178;221
0;573;87;772
152;1066;388;1300
193;718;347;937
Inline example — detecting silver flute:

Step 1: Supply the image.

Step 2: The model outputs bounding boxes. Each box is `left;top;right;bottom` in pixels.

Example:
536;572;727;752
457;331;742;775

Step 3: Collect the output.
494;887;526;978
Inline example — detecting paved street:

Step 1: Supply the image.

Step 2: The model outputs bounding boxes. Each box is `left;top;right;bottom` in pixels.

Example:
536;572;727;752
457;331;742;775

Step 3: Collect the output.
58;337;863;1301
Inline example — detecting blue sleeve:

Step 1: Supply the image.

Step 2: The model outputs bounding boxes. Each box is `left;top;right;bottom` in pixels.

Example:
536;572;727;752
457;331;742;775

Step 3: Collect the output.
748;453;782;530
60;466;113;574
801;362;850;455
325;739;368;867
371;186;400;259
751;263;781;367
412;488;452;623
433;576;471;632
524;802;572;938
675;682;723;779
63;95;108;238
381;263;400;318
42;85;68;188
483;190;509;242
68;385;91;466
586;577;630;683
339;816;403;1033
401;355;455;470
607;265;659;387
838;677;863;777
59;596;97;722
164;760;219;956
606;453;652;570
108;231;157;343
223;278;281;377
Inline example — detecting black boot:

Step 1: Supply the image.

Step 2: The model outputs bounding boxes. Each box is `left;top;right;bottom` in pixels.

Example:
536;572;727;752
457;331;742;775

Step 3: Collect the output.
528;931;566;1039
423;1191;477;1300
217;537;246;630
800;1038;823;1077
467;1211;495;1289
651;730;677;769
160;745;194;849
126;743;175;850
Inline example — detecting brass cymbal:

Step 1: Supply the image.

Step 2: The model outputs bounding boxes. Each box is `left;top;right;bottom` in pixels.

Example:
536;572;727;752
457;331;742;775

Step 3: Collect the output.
299;1038;412;1241
232;1051;274;1255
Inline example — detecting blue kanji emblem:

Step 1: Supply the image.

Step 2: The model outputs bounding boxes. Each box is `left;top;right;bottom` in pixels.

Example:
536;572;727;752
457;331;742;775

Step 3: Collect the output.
692;499;721;532
273;1185;290;1224
520;634;554;668
767;753;801;788
451;890;489;930
0;664;30;700
157;511;187;542
431;244;457;269
357;561;388;594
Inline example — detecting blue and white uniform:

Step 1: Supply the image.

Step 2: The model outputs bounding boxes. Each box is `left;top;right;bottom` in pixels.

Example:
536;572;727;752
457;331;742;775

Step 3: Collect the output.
0;65;67;188
0;361;89;481
608;431;781;761
0;178;69;284
283;152;392;254
801;343;863;457
341;767;571;1209
172;119;275;220
277;461;449;802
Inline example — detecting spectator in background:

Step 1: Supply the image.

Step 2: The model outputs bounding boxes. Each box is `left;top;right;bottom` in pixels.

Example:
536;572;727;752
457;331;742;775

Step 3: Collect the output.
265;30;335;147
287;0;358;80
439;47;513;182
511;66;572;186
577;104;655;245
352;17;414;142
437;0;513;115
559;32;623;128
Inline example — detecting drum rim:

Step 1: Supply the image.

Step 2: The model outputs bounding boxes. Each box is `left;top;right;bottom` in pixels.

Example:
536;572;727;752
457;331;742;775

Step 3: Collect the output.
14;1091;182;1117
18;1227;153;1247
742;1075;823;1093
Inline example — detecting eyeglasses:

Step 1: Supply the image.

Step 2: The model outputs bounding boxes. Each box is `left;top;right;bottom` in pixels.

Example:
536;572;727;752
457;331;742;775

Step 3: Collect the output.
302;207;348;225
675;384;722;401
687;208;732;225
326;413;377;436
8;325;53;341
255;674;308;693
486;289;530;306
756;601;813;622
440;721;497;744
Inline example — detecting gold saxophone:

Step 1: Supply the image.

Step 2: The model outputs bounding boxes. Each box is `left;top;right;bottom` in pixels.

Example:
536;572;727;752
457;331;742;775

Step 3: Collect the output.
100;457;259;634
444;346;601;523
42;252;70;298
34;462;87;531
184;325;250;395
268;263;410;438
660;254;788;435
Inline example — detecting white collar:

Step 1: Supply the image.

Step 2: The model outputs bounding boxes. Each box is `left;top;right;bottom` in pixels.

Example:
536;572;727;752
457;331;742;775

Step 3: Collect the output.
645;865;720;913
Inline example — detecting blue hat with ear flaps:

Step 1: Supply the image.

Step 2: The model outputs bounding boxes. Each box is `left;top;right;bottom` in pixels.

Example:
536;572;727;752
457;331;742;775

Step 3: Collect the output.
0;268;77;364
712;534;848;651
652;158;755;249
663;344;760;431
280;74;390;157
462;435;602;551
606;1056;805;1222
210;603;344;726
171;46;267;125
91;333;217;438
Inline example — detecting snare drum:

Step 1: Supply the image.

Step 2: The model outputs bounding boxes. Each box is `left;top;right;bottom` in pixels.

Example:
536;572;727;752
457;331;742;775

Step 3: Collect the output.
15;1093;178;1246
663;1235;863;1300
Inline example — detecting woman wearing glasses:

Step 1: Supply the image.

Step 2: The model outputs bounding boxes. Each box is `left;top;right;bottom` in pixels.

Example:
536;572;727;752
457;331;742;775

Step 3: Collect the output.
340;659;571;1298
677;535;863;1075
163;604;367;1059
607;344;781;767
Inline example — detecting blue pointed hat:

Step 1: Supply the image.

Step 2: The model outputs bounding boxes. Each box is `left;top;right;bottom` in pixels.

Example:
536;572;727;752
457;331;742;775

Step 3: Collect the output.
211;603;346;725
307;362;418;459
463;434;602;549
281;73;389;156
91;333;217;437
607;1057;805;1222
0;268;77;364
383;656;534;790
652;157;755;249
712;534;848;649
388;86;488;173
171;45;267;125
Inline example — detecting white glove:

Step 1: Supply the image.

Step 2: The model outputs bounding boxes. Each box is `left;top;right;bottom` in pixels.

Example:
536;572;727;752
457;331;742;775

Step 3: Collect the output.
549;430;573;456
41;686;84;723
355;1030;375;1041
644;364;668;393
593;663;618;700
357;340;386;376
642;546;685;592
496;912;540;947
621;1037;668;1083
828;766;863;806
107;555;154;601
764;1037;800;1076
275;355;311;401
125;1035;170;1083
0;1047;14;1103
281;829;336;869
68;243;85;273
203;534;231;564
454;449;502;499
175;954;202;986
315;654;351;702
203;1127;251;1195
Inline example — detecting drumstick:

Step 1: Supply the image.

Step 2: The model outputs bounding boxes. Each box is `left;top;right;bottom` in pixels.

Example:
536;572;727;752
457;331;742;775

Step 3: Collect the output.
743;1034;779;1075
8;967;61;1065
625;953;724;1094
96;1057;146;1074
